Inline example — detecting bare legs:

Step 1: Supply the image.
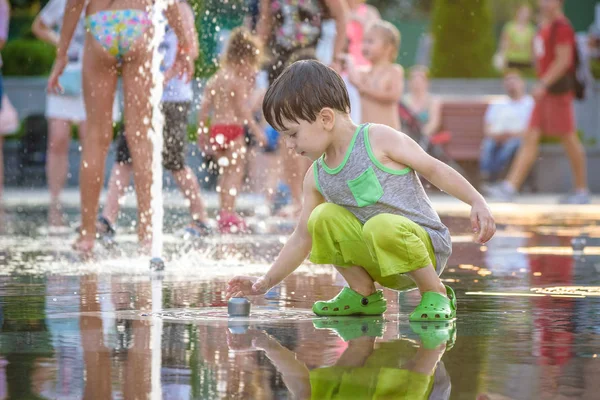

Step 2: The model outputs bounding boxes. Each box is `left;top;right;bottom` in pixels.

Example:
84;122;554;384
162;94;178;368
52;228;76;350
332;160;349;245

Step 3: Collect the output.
505;128;588;193
102;163;207;227
505;129;541;190
334;264;445;298
120;43;154;247
47;118;87;226
102;162;132;225
561;134;588;191
171;166;207;221
77;35;119;251
218;136;247;213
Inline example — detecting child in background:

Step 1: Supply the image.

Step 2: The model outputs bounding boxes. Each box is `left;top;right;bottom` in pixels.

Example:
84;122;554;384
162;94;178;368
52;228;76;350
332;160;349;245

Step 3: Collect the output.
227;60;496;322
198;27;266;233
348;20;404;130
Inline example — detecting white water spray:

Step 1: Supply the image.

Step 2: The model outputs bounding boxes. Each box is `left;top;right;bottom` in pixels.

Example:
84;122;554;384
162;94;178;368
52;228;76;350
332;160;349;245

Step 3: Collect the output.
149;2;168;400
148;1;168;261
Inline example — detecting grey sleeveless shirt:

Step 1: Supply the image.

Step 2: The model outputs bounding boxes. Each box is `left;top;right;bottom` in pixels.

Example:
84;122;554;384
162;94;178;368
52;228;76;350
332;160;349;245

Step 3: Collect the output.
313;124;452;272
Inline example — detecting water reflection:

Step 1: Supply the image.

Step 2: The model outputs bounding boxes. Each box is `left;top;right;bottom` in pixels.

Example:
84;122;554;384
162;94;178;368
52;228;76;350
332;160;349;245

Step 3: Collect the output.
1;212;600;398
226;319;451;400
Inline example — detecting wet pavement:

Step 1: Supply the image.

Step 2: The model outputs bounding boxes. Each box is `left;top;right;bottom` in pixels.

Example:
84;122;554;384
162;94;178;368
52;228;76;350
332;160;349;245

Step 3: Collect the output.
1;204;600;399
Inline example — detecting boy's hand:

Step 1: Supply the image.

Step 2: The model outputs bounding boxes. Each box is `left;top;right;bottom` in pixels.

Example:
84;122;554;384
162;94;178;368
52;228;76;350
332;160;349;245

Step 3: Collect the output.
226;275;271;299
470;200;496;244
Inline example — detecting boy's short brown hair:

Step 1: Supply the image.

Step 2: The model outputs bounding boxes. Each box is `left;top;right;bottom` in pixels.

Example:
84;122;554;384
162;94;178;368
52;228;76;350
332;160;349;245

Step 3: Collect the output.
222;27;262;68
263;60;351;131
368;20;401;62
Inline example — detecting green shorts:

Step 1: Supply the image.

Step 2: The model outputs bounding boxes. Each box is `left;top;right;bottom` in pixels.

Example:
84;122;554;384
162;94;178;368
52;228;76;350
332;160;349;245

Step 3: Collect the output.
307;203;436;291
310;366;433;400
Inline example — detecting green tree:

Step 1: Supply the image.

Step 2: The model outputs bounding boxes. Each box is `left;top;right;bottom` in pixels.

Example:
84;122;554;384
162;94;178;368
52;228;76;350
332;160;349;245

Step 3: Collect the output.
430;0;496;78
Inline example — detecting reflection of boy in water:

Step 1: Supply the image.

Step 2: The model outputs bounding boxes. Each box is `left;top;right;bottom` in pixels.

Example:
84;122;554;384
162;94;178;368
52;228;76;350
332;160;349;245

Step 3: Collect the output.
227;320;452;400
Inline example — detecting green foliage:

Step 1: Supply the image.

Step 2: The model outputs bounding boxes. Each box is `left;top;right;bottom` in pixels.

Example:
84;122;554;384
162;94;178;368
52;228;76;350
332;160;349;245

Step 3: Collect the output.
189;0;246;79
430;0;496;78
0;39;55;76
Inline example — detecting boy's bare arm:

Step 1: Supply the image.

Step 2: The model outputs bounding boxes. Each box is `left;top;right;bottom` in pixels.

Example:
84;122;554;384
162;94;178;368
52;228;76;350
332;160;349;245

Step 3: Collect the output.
357;65;404;104
262;165;325;287
369;125;496;243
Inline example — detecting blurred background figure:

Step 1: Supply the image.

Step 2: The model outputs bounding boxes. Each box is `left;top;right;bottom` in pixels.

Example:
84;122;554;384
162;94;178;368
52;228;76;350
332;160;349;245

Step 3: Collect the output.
494;4;536;72
487;0;590;204
32;0;89;227
403;65;442;138
346;0;380;68
480;69;534;187
257;0;347;218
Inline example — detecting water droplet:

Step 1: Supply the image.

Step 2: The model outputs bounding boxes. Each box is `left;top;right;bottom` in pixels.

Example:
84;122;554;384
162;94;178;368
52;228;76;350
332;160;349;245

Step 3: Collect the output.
218;156;230;167
229;188;237;196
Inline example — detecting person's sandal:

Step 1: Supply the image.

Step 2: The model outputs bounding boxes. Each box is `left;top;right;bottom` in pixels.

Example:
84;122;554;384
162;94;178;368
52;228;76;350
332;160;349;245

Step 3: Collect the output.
313;316;385;341
97;216;116;239
312;287;387;316
184;219;213;238
74;216;116;239
409;285;457;322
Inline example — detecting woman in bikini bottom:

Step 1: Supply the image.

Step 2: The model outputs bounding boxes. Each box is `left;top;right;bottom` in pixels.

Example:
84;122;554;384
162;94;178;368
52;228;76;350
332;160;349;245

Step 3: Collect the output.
46;0;195;253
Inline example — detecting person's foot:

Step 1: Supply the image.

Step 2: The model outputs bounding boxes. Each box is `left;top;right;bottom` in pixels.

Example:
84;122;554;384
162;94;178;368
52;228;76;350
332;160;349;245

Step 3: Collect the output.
218;210;249;234
72;237;94;255
559;190;591;205
184;219;213;238
485;181;516;202
49;202;66;227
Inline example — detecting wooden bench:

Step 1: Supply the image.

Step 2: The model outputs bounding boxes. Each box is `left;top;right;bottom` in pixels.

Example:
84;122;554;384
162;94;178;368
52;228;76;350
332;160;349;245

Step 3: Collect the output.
439;101;489;162
437;100;489;184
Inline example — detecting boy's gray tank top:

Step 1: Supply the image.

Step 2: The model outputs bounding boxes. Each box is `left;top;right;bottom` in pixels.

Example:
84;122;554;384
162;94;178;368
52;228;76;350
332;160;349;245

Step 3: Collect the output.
313;123;452;272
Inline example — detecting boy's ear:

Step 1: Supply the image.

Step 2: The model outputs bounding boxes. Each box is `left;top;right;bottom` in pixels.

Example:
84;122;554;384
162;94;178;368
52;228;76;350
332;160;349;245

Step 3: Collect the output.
320;108;335;130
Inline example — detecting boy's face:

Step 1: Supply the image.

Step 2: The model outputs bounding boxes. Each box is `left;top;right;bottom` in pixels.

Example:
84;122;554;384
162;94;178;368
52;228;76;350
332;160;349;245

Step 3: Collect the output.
278;115;331;161
362;28;391;63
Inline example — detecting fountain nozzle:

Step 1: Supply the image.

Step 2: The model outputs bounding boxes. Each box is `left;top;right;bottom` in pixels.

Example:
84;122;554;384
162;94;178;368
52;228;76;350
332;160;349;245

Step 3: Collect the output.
149;257;165;271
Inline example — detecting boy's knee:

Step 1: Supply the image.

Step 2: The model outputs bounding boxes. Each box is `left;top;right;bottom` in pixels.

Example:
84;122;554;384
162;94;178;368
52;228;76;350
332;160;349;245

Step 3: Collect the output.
307;203;346;234
363;215;409;247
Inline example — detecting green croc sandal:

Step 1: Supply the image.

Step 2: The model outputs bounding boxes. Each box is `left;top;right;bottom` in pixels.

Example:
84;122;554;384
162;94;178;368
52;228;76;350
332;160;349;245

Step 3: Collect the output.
313;316;385;341
409;320;457;350
409;285;457;322
312;287;387;316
